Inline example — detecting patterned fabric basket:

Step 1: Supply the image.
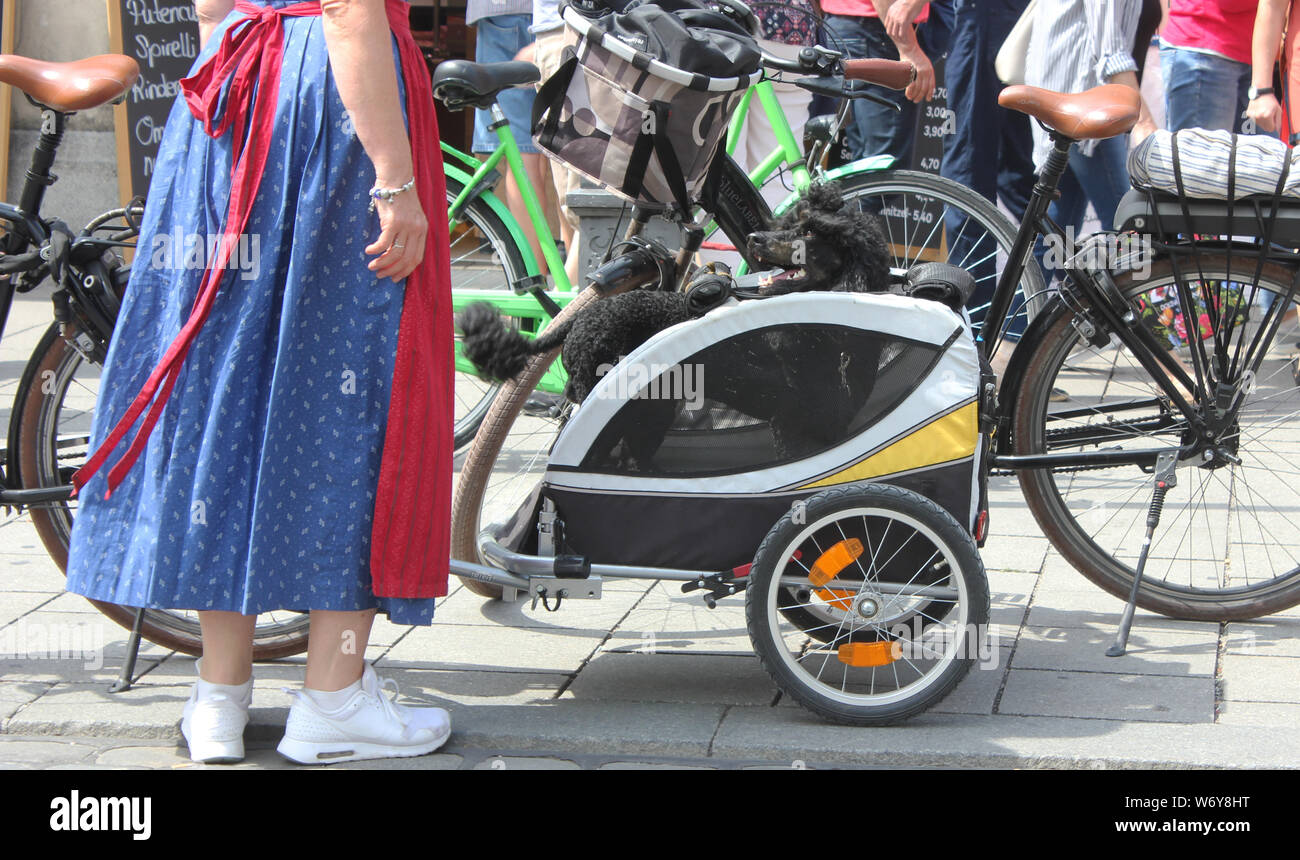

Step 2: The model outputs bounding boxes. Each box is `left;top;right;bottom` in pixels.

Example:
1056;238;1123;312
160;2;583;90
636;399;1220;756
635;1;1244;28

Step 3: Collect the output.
532;1;762;212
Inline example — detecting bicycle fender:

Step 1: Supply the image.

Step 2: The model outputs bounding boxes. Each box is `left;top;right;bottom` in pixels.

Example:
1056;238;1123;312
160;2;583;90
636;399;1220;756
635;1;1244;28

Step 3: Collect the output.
772;155;895;216
443;162;543;278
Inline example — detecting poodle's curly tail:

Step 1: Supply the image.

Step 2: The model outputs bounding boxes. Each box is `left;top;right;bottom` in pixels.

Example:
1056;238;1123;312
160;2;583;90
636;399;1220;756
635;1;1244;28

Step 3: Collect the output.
456;302;574;382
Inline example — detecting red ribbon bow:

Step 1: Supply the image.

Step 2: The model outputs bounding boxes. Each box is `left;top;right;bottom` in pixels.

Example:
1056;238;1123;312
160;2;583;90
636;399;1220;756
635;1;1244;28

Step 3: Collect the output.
75;0;452;599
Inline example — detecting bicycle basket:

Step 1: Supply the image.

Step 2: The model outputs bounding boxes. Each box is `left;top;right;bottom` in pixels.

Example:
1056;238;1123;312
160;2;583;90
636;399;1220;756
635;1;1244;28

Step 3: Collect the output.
532;0;763;213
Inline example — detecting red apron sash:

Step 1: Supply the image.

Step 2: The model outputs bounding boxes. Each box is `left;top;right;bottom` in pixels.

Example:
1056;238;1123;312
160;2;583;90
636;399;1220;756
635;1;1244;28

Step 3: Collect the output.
74;0;452;600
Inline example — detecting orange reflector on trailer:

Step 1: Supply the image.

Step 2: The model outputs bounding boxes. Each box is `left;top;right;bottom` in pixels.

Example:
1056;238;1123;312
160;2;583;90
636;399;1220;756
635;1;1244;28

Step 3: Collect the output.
816;588;856;612
837;641;902;667
808;538;863;587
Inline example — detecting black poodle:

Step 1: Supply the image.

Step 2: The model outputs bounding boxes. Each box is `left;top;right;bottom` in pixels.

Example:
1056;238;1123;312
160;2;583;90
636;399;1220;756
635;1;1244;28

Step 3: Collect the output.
457;181;891;407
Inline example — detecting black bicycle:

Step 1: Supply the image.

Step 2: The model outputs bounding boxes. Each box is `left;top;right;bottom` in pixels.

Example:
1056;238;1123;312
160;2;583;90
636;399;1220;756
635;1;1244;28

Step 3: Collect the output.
0;53;310;659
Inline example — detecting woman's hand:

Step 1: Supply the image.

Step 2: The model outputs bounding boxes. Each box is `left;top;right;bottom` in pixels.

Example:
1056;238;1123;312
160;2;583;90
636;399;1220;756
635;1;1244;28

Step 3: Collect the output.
366;185;427;281
322;0;424;280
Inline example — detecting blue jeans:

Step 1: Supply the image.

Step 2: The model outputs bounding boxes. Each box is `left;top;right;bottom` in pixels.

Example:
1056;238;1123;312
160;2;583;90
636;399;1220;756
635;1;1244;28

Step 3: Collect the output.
1160;44;1251;133
938;0;1037;336
472;14;538;154
825;15;941;166
1032;135;1132;284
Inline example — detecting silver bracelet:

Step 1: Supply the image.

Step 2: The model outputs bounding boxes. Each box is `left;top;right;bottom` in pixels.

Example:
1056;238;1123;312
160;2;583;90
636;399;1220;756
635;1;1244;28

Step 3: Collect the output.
369;177;416;212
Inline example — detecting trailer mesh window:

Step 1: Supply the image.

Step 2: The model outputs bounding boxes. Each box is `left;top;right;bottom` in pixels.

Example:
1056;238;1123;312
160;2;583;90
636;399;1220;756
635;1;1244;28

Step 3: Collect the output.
580;322;942;476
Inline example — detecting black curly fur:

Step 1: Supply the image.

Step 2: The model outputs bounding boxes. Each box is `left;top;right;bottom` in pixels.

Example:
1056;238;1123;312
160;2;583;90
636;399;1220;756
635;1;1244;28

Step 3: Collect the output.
456;180;891;407
457;292;694;403
746;181;890;296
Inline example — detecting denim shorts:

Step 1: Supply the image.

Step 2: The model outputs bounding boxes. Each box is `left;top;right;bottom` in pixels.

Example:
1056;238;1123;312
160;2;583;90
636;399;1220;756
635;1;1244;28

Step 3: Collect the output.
472;13;539;154
1159;43;1251;134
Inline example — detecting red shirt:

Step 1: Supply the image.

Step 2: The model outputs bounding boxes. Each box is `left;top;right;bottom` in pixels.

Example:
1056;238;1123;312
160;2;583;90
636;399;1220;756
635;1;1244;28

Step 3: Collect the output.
1162;0;1257;65
820;0;930;24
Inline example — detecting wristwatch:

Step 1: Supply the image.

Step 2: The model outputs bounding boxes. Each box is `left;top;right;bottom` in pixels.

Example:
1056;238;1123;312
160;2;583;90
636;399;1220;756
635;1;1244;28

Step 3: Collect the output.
1248;86;1275;100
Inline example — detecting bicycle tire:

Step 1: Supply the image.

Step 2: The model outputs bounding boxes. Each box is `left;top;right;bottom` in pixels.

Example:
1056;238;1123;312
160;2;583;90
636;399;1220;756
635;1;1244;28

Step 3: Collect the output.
829;168;1049;344
16;322;311;659
1014;253;1300;620
446;174;532;450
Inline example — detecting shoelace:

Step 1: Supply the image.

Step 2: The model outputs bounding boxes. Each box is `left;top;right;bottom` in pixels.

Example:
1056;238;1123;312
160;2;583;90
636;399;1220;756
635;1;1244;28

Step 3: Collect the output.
374;676;413;729
282;674;413;729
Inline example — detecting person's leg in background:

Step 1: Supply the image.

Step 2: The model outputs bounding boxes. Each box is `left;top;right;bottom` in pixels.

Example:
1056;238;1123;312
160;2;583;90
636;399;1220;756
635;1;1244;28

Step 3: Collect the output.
1029;163;1089;289
1062;135;1130;233
825;14;918;165
473;14;551;275
987;0;1035;222
941;0;1036;338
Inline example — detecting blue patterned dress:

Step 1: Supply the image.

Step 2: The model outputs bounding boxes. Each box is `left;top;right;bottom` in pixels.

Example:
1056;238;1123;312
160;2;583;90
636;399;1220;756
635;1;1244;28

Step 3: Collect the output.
65;0;436;625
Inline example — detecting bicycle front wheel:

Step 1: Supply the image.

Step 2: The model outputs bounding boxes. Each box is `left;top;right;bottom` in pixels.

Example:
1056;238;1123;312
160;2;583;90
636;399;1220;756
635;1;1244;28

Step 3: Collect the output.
1014;254;1300;620
16;322;311;658
833;169;1047;344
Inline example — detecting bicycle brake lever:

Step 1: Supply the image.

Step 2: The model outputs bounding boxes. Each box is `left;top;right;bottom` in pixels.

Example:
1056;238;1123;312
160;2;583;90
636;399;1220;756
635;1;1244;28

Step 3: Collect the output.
792;77;901;112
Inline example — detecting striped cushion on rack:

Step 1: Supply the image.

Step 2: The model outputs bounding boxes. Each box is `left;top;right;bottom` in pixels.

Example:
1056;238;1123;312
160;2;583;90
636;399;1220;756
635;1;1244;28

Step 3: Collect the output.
1128;128;1300;200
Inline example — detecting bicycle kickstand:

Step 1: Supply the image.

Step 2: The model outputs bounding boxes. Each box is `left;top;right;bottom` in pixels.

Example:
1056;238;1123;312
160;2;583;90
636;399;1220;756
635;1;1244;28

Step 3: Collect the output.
1106;451;1178;658
108;607;147;693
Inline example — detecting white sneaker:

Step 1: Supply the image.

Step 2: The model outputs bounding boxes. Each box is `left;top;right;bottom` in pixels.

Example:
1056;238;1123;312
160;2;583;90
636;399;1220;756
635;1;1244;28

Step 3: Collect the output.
276;664;450;765
180;662;253;764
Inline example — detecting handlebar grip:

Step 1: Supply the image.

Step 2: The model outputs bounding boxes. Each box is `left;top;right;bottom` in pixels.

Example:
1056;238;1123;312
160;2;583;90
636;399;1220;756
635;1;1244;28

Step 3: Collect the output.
842;59;916;91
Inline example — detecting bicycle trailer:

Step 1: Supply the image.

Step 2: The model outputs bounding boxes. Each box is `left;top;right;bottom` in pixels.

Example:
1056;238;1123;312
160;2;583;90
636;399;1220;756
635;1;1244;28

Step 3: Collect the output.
454;289;994;725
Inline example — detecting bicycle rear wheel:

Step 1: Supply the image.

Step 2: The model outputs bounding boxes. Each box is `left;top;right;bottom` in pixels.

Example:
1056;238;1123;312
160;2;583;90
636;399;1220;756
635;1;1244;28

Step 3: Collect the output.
1014;254;1300;620
17;322;310;658
447;175;532;450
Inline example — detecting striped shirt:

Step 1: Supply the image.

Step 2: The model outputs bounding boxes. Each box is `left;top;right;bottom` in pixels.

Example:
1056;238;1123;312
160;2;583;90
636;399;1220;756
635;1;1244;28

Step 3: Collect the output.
1024;0;1142;168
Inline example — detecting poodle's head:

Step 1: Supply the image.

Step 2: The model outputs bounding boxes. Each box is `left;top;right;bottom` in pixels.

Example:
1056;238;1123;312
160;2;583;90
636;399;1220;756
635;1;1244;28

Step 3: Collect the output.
745;181;890;296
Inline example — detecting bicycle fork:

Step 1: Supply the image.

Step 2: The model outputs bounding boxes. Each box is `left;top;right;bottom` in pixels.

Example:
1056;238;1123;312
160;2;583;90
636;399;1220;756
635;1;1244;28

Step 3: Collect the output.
1106;450;1178;657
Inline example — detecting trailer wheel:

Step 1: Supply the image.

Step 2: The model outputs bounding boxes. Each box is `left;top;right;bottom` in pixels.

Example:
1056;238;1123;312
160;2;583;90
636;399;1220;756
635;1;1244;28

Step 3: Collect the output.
746;483;989;725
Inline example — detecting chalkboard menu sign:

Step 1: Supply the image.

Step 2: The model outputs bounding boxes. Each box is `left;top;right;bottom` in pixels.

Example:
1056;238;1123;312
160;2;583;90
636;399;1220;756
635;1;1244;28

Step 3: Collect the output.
106;0;200;203
905;53;949;260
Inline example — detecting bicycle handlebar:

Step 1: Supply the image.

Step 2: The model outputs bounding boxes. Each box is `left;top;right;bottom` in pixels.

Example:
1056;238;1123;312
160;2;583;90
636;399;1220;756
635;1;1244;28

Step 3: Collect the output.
0;250;42;275
842;59;916;91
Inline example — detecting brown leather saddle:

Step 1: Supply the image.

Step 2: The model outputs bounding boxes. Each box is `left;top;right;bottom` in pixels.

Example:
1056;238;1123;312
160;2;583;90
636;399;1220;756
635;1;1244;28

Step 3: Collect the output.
0;54;140;112
999;83;1141;141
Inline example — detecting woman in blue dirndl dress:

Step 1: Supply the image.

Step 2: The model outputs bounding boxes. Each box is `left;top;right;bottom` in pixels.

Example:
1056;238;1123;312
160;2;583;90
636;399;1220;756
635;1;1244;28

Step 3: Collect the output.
64;0;453;764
